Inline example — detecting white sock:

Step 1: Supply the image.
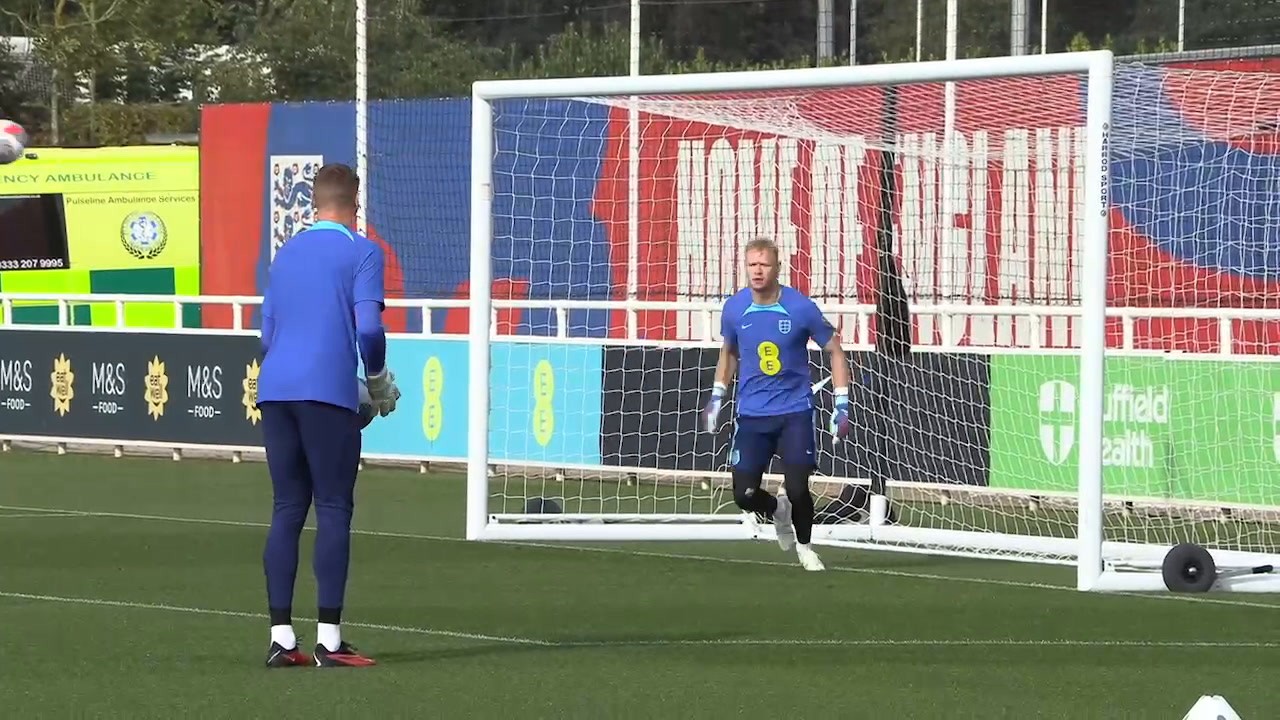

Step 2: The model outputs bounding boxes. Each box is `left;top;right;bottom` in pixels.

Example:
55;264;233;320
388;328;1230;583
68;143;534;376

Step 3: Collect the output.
317;622;341;652
270;624;297;650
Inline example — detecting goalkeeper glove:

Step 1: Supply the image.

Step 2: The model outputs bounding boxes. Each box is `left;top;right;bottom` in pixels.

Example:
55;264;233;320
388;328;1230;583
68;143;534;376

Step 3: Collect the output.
829;387;850;441
701;382;726;433
365;367;401;418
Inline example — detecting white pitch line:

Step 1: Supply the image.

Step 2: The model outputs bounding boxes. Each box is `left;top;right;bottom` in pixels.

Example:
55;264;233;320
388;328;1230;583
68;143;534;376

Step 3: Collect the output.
3;503;1280;611
555;638;1280;649
0;511;88;519
0;590;1271;651
0;591;553;646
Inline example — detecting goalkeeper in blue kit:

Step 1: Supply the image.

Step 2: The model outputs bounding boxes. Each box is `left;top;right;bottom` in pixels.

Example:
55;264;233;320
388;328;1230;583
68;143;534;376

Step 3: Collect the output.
256;163;401;668
702;237;851;571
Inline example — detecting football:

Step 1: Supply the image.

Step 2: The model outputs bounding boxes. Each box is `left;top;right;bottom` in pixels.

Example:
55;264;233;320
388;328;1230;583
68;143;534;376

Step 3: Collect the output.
357;377;376;428
0;120;28;165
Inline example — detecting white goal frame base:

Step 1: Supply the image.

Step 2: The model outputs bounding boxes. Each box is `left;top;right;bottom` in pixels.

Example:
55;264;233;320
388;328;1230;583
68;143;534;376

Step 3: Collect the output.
475;507;1280;594
466;50;1280;595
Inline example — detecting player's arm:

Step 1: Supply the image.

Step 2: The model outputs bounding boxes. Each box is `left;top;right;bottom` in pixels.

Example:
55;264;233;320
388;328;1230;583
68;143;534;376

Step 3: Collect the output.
702;306;739;433
712;339;738;392
354;243;399;415
824;333;850;394
260;293;276;356
807;302;851;439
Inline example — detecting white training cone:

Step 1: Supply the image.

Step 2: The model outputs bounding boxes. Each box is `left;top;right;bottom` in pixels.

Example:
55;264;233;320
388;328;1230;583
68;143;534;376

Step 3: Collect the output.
1182;695;1242;720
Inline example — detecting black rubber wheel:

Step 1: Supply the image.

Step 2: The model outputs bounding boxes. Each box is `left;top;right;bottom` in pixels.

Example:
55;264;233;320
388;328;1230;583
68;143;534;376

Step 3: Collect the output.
523;497;562;515
1161;543;1217;593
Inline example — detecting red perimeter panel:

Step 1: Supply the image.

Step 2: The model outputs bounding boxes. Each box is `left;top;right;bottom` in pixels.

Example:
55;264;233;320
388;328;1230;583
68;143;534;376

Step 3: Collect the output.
366;223;408;333
201;103;270;329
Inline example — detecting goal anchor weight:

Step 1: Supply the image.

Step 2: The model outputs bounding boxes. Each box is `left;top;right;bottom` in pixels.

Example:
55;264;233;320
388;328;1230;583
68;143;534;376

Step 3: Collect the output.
1162;543;1217;592
1161;542;1279;593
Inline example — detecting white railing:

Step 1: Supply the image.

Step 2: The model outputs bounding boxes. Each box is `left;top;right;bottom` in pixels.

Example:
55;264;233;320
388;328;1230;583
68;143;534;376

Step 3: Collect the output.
2;292;1279;356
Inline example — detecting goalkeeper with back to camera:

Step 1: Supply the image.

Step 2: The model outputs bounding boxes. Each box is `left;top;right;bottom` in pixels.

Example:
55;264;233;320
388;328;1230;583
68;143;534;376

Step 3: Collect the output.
256;163;400;668
702;236;851;572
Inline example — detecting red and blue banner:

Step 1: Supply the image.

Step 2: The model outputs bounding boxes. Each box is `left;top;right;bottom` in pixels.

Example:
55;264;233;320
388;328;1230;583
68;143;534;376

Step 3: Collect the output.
200;57;1280;352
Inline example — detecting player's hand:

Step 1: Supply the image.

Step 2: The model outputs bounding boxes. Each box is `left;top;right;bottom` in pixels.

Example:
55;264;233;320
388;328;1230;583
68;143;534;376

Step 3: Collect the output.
829;387;850;441
701;382;726;433
366;368;401;417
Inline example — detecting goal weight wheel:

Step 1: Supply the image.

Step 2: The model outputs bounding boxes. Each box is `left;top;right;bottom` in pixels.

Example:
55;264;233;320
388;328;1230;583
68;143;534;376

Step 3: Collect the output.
1161;543;1217;593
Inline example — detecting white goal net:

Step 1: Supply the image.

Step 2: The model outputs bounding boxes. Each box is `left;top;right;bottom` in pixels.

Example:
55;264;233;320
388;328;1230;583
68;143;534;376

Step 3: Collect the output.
467;52;1280;589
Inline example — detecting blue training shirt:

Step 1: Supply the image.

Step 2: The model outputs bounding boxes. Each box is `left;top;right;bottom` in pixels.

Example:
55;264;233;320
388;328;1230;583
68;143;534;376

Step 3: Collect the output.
258;220;385;413
720;286;835;418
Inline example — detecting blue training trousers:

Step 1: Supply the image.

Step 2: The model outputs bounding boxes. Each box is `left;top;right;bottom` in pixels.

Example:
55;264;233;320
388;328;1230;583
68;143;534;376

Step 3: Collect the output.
260;400;363;615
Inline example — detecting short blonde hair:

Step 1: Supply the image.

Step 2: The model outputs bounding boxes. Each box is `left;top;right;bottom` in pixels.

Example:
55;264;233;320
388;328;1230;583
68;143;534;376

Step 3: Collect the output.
743;236;779;262
313;163;360;211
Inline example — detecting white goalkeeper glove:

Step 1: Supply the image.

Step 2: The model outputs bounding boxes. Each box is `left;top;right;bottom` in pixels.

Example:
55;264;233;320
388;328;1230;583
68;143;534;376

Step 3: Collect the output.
365;367;401;417
701;382;726;433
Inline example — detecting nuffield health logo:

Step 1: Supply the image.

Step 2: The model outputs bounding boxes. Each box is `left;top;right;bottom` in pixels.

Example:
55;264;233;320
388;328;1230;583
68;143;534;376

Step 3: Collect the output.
1037;380;1170;468
1038;380;1076;465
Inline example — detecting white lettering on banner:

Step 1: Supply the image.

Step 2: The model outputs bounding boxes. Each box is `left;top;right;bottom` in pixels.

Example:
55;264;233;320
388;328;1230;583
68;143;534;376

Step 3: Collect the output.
999;128;1032;346
1035;127;1080;347
809;139;866;335
811;140;844;303
90;362;127;415
1102;384;1170;468
91;362;126;396
675;137;801;339
773;138;799;284
186;364;224;421
187;365;223;399
900;132;938;343
0;359;33;393
676;139;706;340
670;126;1084;345
736;139;756;244
706;137;735;305
1038;381;1169;468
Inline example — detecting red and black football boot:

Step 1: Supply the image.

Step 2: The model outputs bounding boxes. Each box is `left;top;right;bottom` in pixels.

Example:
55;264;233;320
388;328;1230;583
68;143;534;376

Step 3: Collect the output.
313;641;377;668
265;642;311;668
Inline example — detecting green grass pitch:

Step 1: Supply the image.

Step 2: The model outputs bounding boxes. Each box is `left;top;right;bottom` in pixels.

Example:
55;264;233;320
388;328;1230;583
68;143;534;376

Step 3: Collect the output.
1;449;1278;718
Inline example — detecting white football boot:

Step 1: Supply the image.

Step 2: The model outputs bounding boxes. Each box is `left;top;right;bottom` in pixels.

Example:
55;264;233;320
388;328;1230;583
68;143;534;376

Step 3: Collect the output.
796;543;825;572
773;492;796;552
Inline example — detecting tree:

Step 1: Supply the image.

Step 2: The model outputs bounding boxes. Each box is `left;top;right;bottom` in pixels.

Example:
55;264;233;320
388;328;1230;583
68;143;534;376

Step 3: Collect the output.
0;38;40;126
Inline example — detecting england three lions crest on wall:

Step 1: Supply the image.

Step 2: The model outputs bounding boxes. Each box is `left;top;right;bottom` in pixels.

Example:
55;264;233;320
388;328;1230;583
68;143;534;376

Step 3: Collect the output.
269;155;323;260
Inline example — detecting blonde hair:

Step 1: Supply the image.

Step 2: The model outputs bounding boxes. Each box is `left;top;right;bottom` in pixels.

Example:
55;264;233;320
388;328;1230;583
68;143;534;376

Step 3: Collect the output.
313;163;361;211
743;236;779;262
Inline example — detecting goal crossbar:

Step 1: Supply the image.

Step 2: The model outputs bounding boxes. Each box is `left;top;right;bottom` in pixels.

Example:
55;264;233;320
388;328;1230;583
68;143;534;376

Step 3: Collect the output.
470;50;1116;100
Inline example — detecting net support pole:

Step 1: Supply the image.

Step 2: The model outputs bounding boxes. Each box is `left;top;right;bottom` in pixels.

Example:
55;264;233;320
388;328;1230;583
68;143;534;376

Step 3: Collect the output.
1040;0;1048;53
354;0;369;234
849;0;858;63
1076;51;1114;591
943;0;957;140
467;92;495;541
1177;0;1186;52
626;0;641;339
915;0;923;61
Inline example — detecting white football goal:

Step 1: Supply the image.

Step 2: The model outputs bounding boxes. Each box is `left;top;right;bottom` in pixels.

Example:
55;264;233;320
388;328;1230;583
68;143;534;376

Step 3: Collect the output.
466;49;1280;594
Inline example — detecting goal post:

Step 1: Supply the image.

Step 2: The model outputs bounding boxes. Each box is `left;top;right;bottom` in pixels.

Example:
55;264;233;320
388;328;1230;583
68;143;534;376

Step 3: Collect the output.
465;49;1280;594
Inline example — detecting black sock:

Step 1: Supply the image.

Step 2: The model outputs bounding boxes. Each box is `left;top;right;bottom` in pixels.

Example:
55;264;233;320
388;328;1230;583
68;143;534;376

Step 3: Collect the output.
318;606;342;625
269;607;292;626
783;466;815;545
732;470;776;515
